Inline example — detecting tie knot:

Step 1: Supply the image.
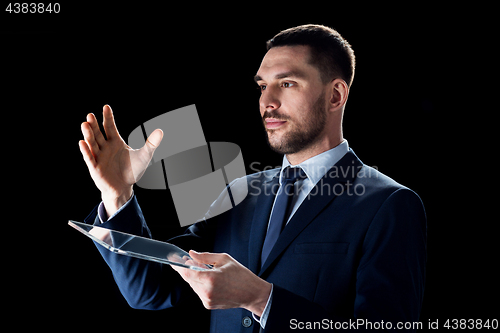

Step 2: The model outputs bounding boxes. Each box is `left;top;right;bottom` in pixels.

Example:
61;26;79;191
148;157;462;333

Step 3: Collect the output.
282;166;307;184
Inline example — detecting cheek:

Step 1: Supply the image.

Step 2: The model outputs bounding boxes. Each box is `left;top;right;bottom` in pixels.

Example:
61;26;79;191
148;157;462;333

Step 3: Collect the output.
285;94;314;123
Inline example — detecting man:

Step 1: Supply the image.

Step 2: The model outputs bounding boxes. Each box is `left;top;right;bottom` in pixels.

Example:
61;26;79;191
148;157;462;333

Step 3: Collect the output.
79;24;426;332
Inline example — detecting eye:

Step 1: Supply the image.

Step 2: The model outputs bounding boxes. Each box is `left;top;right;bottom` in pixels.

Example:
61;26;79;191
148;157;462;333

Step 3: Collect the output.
258;85;267;92
281;82;295;88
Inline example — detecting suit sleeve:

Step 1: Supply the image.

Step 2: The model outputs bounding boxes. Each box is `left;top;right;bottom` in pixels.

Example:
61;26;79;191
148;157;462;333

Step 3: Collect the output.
83;195;214;310
264;188;427;332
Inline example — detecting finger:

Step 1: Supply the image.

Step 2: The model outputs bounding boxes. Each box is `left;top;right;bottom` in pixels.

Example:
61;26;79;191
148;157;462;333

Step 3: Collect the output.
171;265;208;290
79;140;97;169
184;258;207;270
189;251;226;266
86;113;106;147
102;105;120;140
81;122;100;157
144;129;163;153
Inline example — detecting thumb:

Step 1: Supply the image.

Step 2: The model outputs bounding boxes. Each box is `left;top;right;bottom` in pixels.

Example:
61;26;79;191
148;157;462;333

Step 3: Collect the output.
189;250;226;266
145;129;163;151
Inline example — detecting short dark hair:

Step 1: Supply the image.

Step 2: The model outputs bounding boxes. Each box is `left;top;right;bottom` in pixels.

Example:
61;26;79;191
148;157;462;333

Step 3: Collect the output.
266;24;355;87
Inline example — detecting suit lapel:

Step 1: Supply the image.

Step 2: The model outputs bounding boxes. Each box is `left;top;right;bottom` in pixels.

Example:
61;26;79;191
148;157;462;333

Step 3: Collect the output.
247;170;280;274
259;150;363;276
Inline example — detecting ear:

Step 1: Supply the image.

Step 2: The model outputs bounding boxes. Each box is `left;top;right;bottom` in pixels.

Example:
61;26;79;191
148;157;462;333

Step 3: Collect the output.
328;79;349;112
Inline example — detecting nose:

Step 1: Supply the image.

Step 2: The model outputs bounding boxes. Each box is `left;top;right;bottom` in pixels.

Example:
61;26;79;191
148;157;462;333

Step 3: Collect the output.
259;87;281;113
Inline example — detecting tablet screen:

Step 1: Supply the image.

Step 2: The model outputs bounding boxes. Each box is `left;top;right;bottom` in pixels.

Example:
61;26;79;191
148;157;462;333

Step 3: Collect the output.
68;220;212;271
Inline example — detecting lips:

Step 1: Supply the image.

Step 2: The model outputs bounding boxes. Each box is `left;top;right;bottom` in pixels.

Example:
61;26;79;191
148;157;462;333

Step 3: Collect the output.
265;118;287;129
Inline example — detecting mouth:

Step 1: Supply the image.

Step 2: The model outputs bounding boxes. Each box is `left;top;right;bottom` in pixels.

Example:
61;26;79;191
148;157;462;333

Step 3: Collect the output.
264;118;287;129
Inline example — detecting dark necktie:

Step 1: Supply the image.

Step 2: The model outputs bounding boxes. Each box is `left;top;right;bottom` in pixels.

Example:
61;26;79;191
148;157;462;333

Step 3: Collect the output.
261;166;307;268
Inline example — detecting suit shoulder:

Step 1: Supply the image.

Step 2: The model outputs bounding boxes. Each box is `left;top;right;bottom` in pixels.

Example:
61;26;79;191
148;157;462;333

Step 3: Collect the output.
353;166;426;238
357;165;406;192
355;165;423;205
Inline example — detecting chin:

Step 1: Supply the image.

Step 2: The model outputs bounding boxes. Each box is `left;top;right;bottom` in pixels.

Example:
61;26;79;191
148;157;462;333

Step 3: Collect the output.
266;134;293;155
266;132;283;148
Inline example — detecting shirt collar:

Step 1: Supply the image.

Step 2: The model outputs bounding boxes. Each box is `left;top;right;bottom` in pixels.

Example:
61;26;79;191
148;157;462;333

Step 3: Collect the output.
280;140;349;186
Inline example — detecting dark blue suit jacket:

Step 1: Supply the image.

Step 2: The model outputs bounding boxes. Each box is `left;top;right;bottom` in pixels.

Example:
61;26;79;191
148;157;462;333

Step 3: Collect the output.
85;150;427;332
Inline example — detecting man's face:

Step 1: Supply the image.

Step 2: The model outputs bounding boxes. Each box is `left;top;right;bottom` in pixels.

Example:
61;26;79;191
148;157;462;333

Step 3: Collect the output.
255;45;328;155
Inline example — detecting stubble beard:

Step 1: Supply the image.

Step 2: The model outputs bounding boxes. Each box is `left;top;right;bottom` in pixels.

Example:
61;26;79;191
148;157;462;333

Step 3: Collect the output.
263;93;327;155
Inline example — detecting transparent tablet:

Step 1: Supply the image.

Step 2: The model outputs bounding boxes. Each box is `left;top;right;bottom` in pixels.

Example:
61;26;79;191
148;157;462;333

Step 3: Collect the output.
68;220;212;271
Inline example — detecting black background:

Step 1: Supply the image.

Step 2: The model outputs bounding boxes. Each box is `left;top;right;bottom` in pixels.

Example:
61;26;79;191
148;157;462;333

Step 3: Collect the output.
3;3;497;331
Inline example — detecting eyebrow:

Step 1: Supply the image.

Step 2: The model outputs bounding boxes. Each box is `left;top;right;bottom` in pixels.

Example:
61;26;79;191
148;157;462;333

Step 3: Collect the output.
254;70;307;83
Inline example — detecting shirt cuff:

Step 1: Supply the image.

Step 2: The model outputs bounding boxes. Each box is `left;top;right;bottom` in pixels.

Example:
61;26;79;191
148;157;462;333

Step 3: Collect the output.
97;191;135;223
252;283;273;329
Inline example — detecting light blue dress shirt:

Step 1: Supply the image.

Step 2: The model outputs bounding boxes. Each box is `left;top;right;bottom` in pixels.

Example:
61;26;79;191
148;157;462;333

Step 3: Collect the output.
274;139;349;227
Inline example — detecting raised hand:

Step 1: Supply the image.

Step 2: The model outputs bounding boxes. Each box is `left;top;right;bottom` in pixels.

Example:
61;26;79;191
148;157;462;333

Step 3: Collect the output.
79;105;163;217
